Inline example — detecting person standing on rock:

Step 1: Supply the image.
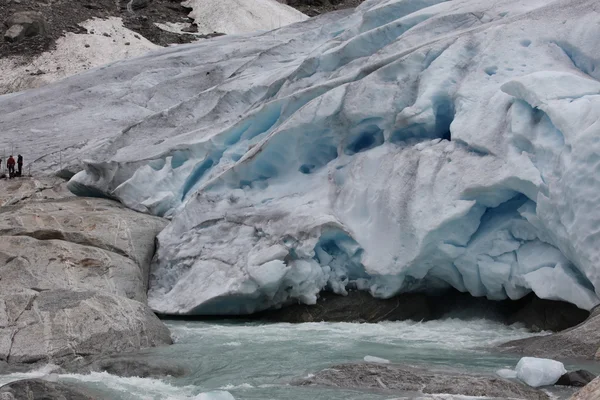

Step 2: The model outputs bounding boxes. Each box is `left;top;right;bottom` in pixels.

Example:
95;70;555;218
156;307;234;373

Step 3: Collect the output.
17;154;23;176
6;155;15;178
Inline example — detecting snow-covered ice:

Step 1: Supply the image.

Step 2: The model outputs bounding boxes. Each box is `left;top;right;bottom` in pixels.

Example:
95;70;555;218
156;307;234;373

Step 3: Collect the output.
1;0;600;315
515;357;566;387
183;0;308;35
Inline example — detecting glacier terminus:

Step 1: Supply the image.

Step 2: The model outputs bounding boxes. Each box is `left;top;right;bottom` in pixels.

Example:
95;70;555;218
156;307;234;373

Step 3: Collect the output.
1;0;600;316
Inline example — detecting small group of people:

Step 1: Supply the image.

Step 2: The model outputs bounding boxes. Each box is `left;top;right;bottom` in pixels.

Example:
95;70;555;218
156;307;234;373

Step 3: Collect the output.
0;155;24;179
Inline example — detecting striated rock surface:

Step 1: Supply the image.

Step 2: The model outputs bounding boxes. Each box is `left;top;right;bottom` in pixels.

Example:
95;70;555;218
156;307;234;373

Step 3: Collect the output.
0;178;171;364
0;290;171;364
298;363;549;399
0;195;167;289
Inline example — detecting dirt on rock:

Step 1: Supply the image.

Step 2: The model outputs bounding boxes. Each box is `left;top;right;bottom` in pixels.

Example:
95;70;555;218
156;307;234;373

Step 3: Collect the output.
0;0;215;59
281;0;365;17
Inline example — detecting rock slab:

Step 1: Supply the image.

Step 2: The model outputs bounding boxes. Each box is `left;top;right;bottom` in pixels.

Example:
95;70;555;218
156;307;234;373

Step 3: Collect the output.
0;290;172;364
298;363;549;400
0;378;95;400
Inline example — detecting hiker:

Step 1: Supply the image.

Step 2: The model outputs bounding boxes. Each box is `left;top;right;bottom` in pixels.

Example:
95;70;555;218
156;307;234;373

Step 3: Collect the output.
6;155;15;178
17;154;23;176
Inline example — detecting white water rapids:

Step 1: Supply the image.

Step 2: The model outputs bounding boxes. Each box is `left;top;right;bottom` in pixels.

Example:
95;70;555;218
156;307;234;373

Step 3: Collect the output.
0;318;596;399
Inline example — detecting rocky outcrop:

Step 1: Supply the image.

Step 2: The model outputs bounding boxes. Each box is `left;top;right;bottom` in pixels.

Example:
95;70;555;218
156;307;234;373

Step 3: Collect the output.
3;12;47;43
557;370;596;387
0;178;171;365
0;195;167;290
0;236;146;302
500;306;600;360
298;363;549;400
258;291;431;323
570;376;600;399
0;290;171;364
0;378;96;400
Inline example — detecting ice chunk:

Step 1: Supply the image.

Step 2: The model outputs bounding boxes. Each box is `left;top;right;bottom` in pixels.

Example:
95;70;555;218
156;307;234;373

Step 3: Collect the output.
194;391;236;400
364;356;391;364
496;369;518;379
515;357;566;387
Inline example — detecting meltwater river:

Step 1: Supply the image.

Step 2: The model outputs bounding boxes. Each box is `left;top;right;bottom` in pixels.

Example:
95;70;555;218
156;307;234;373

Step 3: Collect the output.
1;318;597;399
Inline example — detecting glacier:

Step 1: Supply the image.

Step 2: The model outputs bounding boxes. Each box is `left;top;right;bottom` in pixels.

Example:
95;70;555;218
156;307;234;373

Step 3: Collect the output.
1;0;600;315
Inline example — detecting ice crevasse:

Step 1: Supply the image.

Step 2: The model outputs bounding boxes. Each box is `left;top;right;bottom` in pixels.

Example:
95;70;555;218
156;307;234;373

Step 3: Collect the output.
2;0;600;315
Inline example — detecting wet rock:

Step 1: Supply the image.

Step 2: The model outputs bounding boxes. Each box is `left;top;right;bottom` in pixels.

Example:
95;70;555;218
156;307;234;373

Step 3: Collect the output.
0;290;172;364
258;290;430;322
3;12;47;43
297;363;549;399
570;376;600;399
62;353;186;378
556;370;596;387
0;379;96;400
508;294;589;332
500;306;600;360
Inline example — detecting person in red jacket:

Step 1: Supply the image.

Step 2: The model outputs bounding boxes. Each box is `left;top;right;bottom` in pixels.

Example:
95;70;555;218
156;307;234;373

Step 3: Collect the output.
6;155;15;178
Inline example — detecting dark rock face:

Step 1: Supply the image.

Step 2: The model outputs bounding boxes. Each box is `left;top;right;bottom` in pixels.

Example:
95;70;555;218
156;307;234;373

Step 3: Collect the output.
256;289;589;331
3;11;47;43
258;290;431;322
500;306;600;360
0;379;96;400
508;294;589;332
556;370;596;387
297;363;549;400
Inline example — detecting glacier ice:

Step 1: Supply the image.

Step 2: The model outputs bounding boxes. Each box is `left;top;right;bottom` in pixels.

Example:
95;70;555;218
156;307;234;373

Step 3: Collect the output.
515;357;566;387
364;356;391;364
2;0;600;315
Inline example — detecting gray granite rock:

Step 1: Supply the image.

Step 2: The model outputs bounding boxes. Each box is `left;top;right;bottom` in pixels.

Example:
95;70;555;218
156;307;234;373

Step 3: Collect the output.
0;195;167;282
0;235;146;302
570;375;600;399
297;363;549;400
0;290;172;364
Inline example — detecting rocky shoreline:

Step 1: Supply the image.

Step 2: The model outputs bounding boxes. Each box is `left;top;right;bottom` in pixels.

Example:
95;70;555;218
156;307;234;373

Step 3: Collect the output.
0;177;172;367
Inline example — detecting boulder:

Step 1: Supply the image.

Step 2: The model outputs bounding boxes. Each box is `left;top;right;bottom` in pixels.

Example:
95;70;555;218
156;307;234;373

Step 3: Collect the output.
3;12;48;43
557;370;596;387
297;363;549;399
257;290;430;322
0;290;172;364
500;306;600;360
0;379;95;400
